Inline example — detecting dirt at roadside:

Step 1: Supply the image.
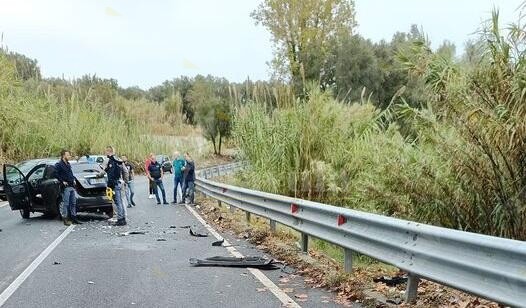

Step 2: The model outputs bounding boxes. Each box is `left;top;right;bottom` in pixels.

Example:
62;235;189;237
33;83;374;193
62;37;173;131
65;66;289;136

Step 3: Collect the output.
194;194;502;308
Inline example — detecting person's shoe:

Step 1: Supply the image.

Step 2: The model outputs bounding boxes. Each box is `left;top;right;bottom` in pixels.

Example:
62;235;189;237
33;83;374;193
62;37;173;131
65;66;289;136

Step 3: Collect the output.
163;202;169;205
115;219;127;226
148;194;155;199
157;202;161;205
131;201;136;206
171;201;177;204
63;219;72;226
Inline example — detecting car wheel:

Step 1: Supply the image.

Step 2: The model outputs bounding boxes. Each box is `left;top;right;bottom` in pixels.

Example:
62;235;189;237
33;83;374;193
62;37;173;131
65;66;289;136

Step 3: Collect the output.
105;208;114;218
20;208;30;219
46;198;61;219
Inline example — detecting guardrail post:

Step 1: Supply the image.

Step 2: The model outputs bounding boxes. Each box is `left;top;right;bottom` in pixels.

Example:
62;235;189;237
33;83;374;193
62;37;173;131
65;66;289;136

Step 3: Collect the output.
405;273;420;303
217;200;222;208
344;248;353;273
245;211;251;223
229;205;235;213
300;233;308;253
269;219;277;232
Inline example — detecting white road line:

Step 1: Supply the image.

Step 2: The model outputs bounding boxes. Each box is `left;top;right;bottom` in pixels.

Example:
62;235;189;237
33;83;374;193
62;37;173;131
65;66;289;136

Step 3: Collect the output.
185;205;301;308
0;225;75;307
0;202;8;208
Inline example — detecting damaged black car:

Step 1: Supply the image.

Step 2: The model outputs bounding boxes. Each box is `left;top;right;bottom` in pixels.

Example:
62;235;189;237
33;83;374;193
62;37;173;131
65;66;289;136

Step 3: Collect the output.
2;159;113;219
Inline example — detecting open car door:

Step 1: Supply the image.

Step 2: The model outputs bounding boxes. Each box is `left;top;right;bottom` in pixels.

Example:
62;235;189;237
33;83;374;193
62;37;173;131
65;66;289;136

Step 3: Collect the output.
2;164;31;211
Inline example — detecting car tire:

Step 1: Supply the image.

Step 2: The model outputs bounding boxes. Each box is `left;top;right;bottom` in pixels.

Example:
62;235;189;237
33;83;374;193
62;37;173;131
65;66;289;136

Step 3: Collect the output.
46;198;61;219
105;208;114;218
20;208;30;219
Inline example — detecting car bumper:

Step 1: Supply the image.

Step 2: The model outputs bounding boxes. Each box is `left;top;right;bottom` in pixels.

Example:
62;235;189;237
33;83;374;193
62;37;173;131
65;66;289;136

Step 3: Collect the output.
76;195;113;211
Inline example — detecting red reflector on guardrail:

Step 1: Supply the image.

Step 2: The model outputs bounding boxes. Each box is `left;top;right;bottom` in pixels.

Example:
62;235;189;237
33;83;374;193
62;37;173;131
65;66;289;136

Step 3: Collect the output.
337;214;347;226
291;203;299;214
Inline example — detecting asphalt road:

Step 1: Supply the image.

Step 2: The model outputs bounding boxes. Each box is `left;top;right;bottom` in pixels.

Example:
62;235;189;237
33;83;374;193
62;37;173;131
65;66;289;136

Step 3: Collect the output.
0;176;347;308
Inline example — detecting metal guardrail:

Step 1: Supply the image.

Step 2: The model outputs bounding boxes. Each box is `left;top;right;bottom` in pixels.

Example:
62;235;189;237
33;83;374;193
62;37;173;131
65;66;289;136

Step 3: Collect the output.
195;162;526;307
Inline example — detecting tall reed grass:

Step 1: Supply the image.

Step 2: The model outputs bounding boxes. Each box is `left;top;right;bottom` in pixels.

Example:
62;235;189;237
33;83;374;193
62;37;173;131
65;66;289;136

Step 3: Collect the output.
0;53;176;167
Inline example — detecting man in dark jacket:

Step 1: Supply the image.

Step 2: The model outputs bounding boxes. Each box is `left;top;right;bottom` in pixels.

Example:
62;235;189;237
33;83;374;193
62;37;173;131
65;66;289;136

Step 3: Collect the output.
147;154;168;205
99;146;127;226
55;149;82;225
181;152;195;204
122;155;136;207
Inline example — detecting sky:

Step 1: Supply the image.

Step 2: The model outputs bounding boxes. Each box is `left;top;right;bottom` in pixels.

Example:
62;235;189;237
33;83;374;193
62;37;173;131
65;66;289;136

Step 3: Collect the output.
0;0;523;89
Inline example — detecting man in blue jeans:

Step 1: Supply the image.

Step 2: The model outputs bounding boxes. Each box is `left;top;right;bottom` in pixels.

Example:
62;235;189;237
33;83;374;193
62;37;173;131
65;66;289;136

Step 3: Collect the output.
181;152;195;204
55;149;82;226
98;146;127;226
147;154;168;205
122;155;136;207
171;151;185;204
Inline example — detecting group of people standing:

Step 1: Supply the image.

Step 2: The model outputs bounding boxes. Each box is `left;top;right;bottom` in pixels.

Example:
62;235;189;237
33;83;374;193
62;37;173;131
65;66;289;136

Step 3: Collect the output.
55;146;196;227
145;151;195;206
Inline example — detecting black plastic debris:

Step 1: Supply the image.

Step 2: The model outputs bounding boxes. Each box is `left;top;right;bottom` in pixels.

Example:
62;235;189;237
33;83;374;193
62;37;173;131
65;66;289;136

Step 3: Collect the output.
189;228;208;237
169;226;177;229
120;231;147;236
373;275;408;286
53;261;61;265
157;238;167;242
212;239;225;246
189;256;279;269
179;225;191;229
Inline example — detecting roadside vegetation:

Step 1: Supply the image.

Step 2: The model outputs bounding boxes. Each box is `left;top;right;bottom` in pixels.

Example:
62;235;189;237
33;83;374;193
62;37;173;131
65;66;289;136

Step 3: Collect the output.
232;2;526;241
0;52;172;167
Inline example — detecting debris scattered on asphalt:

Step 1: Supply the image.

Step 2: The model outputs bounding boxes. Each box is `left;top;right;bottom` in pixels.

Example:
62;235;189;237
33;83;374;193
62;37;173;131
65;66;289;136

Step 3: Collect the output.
373;275;408;286
169;226;177;229
53;261;61;265
256;288;267;292
0;229;2;232
189;256;279;269
179;225;191;229
157;238;167;242
88;281;95;285
120;231;147;236
189;228;208;237
212;239;224;246
295;294;308;299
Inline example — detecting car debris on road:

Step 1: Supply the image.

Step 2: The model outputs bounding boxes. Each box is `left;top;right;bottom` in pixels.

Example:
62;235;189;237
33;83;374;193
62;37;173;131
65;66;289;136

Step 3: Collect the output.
189;228;208;237
189;256;280;270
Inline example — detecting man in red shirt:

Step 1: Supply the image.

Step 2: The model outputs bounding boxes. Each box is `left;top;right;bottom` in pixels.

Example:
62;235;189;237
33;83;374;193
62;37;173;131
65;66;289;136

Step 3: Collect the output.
145;153;155;199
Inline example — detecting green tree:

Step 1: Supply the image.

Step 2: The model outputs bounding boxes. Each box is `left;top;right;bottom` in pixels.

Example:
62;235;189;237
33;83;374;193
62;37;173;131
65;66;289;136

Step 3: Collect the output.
189;76;232;155
325;34;382;103
251;0;356;94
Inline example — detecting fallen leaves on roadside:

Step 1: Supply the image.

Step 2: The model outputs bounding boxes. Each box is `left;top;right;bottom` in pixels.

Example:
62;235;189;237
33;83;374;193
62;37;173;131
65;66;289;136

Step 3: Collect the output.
194;195;502;308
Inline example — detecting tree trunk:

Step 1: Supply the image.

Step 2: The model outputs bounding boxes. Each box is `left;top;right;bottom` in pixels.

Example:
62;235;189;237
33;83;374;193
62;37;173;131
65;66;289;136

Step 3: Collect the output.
210;134;217;155
218;133;222;156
